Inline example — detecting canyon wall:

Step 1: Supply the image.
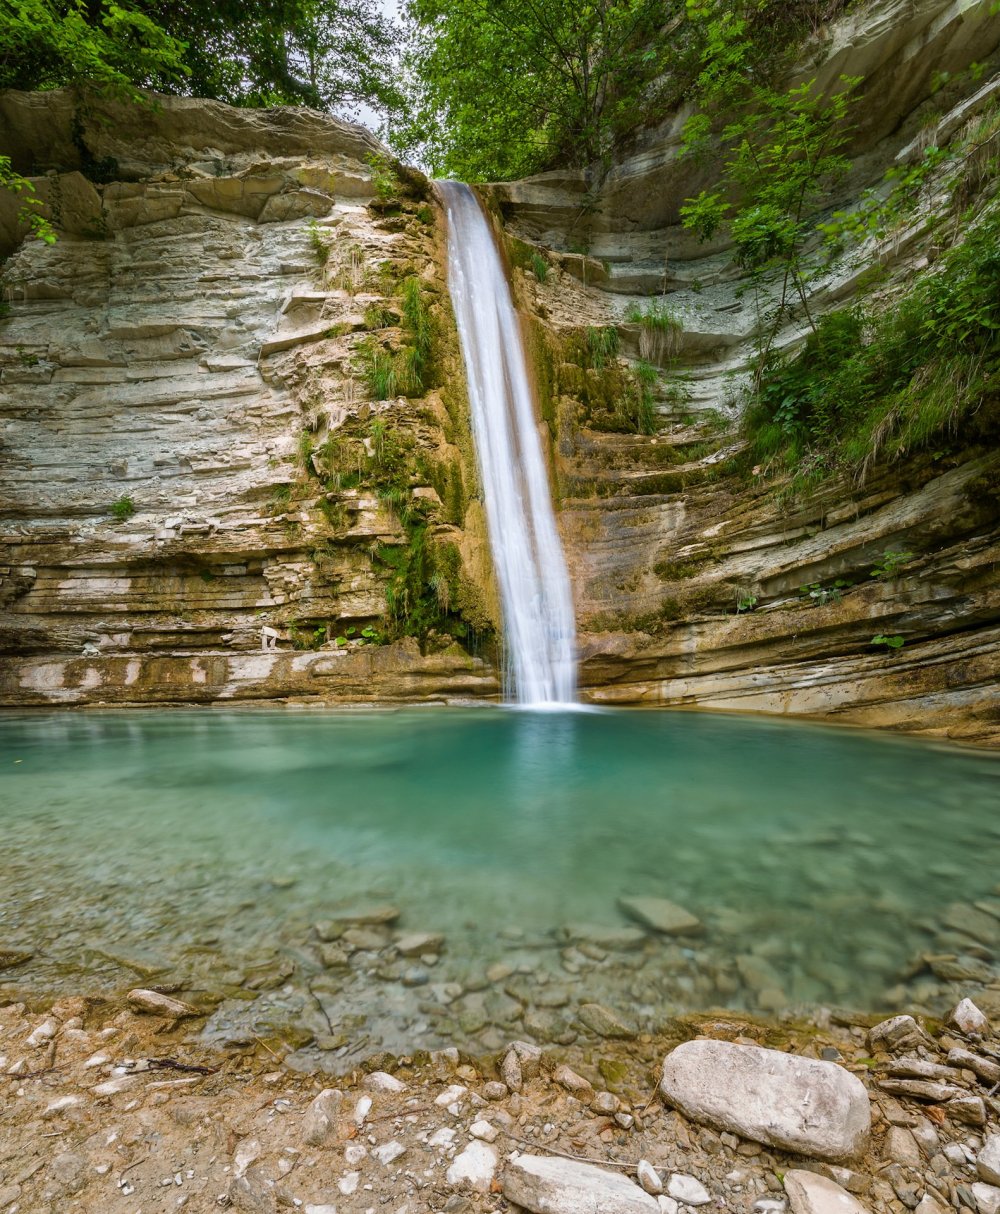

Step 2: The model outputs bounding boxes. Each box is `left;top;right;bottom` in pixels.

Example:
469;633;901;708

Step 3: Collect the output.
0;93;498;705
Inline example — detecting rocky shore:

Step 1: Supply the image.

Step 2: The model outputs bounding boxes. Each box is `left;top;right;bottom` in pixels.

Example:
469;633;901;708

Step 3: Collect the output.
1;986;999;1214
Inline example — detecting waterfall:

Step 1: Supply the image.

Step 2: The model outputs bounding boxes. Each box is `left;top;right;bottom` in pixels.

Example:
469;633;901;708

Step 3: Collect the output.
439;181;577;706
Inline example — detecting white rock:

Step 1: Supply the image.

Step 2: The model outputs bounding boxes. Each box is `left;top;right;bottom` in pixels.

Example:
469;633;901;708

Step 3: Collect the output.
657;1199;678;1214
949;999;990;1036
233;1138;261;1179
660;1040;870;1160
914;1194;951;1214
373;1140;406;1166
26;1018;58;1047
553;1064;593;1095
354;1094;372;1125
446;1141;498;1192
83;1051;110;1069
502;1155;658;1214
338;1171;360;1194
126;988;194;1017
784;1170;872;1214
344;1144;367;1165
972;1184;1000;1214
667;1173;710;1205
43;1095;82;1118
981;1140;1000;1189
305;1206;338;1214
363;1070;406;1093
638;1160;663;1195
470;1119;498;1142
428;1127;456;1148
508;1039;543;1077
435;1084;468;1107
302;1089;342;1146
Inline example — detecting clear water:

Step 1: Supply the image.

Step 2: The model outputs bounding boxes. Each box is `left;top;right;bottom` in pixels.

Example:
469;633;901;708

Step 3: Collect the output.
1;708;998;1065
440;181;577;705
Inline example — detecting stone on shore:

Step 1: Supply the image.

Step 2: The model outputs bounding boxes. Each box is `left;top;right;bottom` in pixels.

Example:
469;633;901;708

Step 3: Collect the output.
618;897;702;936
447;1141;497;1191
784;1170;872;1214
126;988;195;1017
948;998;990;1037
659;1040;870;1160
978;1136;1000;1187
502;1155;658;1214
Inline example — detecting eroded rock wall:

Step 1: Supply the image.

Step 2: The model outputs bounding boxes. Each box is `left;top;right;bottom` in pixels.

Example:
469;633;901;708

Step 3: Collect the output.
0;91;498;706
484;0;1000;745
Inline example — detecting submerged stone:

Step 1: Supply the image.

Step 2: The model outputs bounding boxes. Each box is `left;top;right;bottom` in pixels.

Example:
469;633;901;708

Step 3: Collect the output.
618;897;703;936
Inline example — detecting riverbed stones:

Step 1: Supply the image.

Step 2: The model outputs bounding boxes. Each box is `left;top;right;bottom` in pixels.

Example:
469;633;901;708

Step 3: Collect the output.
783;1171;871;1214
618;897;702;936
579;1002;638;1039
973;1185;1000;1214
659;1040;871;1160
637;1160;663;1195
869;1016;929;1053
447;1141;497;1191
978;1136;1000;1187
562;923;648;951
502;1155;658;1214
553;1063;593;1096
0;947;33;969
666;1173;710;1205
394;931;444;956
126;988;194;1017
302;1088;342;1146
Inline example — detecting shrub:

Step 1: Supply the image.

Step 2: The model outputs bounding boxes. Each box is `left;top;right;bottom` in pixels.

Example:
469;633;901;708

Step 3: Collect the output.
110;495;135;521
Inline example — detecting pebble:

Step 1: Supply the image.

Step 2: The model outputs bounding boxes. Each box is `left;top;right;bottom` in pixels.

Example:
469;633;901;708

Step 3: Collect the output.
470;1119;497;1142
783;1170;871;1214
501;1049;523;1092
446;1141;497;1191
618;896;702;936
638;1159;663;1195
578;1002;638;1039
373;1139;405;1165
363;1070;406;1093
395;932;444;956
126;989;194;1017
482;1081;507;1101
553;1063;593;1095
302;1089;342;1147
666;1173;711;1205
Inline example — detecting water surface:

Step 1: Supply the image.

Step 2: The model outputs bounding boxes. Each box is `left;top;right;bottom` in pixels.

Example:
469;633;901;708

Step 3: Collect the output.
2;708;997;1062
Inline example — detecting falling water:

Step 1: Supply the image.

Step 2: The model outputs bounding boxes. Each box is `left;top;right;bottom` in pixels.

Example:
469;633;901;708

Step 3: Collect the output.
439;181;577;705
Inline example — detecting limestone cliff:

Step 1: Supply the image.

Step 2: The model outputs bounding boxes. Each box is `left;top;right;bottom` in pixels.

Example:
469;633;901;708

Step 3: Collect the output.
485;0;1000;744
0;91;498;705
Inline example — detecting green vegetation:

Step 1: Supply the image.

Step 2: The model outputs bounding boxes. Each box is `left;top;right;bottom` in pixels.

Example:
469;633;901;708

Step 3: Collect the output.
585;326;619;370
741;204;1000;480
306;220;331;266
530;253;549;283
872;633;905;650
870;550;914;581
394;0;848;181
110;494;135;521
358;275;435;401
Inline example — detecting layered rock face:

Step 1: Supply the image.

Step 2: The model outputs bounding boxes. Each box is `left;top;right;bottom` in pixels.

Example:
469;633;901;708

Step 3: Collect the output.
0;92;498;705
486;0;1000;744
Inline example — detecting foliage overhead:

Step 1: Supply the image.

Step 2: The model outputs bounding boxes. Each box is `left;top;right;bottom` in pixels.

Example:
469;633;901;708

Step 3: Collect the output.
0;0;402;120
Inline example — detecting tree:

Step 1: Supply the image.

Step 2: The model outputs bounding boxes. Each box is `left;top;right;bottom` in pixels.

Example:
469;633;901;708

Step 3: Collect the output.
393;0;679;181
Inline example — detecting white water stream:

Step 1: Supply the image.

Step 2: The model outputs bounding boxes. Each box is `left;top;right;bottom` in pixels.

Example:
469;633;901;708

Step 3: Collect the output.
439;181;577;706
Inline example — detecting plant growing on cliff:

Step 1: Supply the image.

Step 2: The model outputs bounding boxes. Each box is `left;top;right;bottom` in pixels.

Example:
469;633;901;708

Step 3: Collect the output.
110;494;135;520
680;74;860;372
872;633;905;650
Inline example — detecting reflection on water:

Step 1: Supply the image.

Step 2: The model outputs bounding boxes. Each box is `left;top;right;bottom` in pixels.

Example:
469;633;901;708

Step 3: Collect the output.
1;708;998;1055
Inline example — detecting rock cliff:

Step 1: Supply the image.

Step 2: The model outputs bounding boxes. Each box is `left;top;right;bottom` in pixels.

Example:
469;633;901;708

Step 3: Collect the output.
0;91;498;705
484;0;1000;745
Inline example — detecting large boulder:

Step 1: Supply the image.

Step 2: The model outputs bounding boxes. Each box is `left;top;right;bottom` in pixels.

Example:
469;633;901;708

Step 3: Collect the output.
660;1040;870;1161
502;1155;658;1214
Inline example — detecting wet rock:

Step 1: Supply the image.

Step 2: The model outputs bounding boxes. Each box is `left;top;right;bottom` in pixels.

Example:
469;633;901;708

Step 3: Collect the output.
0;947;33;970
395;931;444;956
979;1136;1000;1187
341;926;389;951
502;1155;658;1214
942;904;1000;946
302;1088;342;1146
578;1002;638;1039
315;904;400;939
638;1160;663;1196
126;988;195;1017
929;956;993;982
523;1007;575;1043
784;1171;871;1214
447;1141;497;1191
562;923;648;951
666;1173;710;1205
660;1040;870;1161
618;897;702;936
948;999;990;1037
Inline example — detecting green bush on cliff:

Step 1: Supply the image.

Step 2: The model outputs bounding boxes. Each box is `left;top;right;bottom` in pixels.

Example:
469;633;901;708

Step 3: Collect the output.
745;203;1000;478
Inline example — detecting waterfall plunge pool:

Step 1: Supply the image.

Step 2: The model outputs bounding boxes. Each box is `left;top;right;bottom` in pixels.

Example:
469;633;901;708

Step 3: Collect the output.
2;707;998;1067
